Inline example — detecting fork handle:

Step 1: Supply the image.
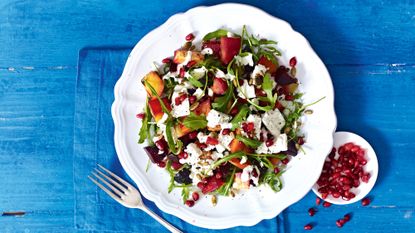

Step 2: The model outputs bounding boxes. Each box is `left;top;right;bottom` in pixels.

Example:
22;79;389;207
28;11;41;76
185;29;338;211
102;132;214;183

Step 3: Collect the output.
140;206;183;233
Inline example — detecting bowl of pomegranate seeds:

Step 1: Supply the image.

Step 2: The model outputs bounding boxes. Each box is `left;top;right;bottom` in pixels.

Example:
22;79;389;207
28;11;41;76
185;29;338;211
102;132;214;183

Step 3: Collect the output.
312;131;379;204
112;3;336;229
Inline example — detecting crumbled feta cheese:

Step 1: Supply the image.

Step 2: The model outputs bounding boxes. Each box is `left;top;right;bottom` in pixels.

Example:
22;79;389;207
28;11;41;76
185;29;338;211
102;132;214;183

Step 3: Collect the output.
206;109;231;128
251;64;267;80
156;113;169;131
180;143;202;164
171;91;190;118
241;165;253;182
246;114;262;139
190;66;207;80
193;88;204;99
255;133;288;154
251;166;260;186
240;156;248;164
208;88;214;97
197;132;208;143
262;109;285;137
173;84;188;93
215;69;226;78
227;32;234;37
268;133;288;154
201;47;213;55
220;123;233;129
235;53;254;66
238;80;256;99
181;51;193;66
215;144;226;154
218;133;234;150
210;151;223;160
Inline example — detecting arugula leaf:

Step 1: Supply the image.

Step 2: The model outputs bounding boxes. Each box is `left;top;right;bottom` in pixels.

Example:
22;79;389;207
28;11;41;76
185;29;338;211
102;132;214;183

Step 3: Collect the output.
212;81;233;112
166;160;176;193
262;73;277;106
230;105;249;130
236;135;262;149
182;113;207;130
181;187;190;203
187;75;203;88
262;171;283;192
211;151;245;169
165;120;183;155
203;29;229;41
138;100;150;143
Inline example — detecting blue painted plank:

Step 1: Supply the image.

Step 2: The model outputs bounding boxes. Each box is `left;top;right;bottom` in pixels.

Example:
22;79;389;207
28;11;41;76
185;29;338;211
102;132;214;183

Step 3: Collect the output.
0;68;75;232
0;1;414;67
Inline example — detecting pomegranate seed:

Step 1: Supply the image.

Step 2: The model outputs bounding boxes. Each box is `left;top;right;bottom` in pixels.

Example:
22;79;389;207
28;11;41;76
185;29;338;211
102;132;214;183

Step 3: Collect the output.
155;139;168;151
197;182;204;190
198;143;207;149
185;33;195;41
215;172;222;179
361;173;370;183
289;57;297;67
171;162;182;170
185;200;194;207
157;161;166;168
266;138;274;147
178;151;188;159
206;137;219;145
189;95;197;104
230;107;238;115
285;95;294;101
360;159;368;165
136;113;145;119
308;208;316;216
162;58;171;64
192;192;199;201
304;224;313;230
336;220;344;228
188;131;198;139
222;129;231;135
242;122;255;133
323;201;331;207
297;137;305;145
274;167;280;174
281;158;289;164
344;214;351;222
316;197;321;205
321;193;328;199
361;197;371;206
252;169;259;177
332;192;340;198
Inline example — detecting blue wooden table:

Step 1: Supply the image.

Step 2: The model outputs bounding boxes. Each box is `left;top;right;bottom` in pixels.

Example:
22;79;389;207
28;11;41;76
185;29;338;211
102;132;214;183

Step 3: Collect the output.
1;1;414;232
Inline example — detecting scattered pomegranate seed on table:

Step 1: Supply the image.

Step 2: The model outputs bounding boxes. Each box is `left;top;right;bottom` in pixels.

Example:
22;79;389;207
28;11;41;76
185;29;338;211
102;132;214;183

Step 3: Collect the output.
361;197;371;206
316;197;321;205
161;57;171;64
344;213;351;222
322;201;331;207
336;219;344;228
308;208;316;216
304;224;313;230
135;113;145;119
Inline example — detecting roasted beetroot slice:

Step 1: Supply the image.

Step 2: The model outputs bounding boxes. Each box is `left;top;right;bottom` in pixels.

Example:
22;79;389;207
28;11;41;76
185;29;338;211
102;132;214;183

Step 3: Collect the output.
144;146;165;164
282;140;298;156
275;66;297;85
220;37;241;64
201;176;225;194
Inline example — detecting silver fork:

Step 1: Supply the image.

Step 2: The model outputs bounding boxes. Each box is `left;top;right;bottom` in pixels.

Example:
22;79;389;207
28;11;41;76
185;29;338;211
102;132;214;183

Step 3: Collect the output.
89;164;182;233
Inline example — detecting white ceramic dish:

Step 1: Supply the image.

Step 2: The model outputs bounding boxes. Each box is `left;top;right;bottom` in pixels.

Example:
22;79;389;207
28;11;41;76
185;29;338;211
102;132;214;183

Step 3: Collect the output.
312;131;378;204
111;3;337;229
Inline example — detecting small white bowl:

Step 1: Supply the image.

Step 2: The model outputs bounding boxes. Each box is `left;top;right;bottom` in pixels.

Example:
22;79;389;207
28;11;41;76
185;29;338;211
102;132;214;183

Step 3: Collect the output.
312;131;378;204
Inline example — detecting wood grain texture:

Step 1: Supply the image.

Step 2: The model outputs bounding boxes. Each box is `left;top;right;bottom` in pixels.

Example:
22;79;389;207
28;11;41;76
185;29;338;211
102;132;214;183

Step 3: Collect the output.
0;0;414;232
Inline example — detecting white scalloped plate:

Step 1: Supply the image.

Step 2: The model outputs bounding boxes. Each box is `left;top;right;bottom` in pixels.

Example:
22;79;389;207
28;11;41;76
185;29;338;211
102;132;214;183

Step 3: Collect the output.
111;3;337;229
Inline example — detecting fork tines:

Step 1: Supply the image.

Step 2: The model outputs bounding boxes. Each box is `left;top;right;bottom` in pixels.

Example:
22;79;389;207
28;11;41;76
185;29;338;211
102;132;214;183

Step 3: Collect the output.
88;164;129;201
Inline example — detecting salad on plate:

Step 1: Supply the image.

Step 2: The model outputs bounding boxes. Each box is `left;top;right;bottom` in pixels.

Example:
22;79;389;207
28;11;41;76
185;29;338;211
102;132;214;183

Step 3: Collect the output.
137;26;321;206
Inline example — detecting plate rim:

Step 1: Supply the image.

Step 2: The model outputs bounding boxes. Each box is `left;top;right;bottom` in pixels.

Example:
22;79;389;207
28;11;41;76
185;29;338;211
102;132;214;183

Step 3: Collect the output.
111;3;337;229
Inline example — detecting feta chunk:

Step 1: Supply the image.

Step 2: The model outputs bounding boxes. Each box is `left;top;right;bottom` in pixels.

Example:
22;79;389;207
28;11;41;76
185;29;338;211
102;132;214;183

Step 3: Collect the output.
208;88;214;97
190;66;207;80
235;53;254;66
255;133;288;154
201;47;213;55
193;88;204;99
218;132;234;151
241;165;253;182
268;133;288;154
215;69;226;78
246;114;262;139
238;80;256;99
206;109;231;128
262;109;285;137
240;155;248;164
251;64;267;80
180;143;202;164
171;92;190;118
